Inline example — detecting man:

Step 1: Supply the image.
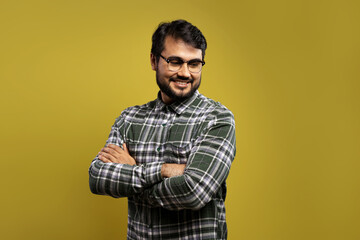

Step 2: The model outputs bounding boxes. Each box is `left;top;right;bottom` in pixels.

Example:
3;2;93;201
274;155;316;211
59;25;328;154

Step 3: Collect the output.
89;19;236;239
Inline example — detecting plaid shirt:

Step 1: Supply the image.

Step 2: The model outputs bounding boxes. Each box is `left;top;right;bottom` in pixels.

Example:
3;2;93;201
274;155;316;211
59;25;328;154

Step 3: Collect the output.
89;91;236;239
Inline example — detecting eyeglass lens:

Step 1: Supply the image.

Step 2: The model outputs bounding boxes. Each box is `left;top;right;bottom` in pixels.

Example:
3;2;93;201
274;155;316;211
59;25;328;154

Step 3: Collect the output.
167;58;203;73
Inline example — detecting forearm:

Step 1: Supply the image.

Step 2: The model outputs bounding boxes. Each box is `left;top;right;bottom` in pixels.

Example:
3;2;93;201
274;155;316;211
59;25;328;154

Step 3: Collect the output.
89;113;165;197
136;118;236;210
89;157;163;198
139;144;234;210
140;161;231;210
161;163;186;178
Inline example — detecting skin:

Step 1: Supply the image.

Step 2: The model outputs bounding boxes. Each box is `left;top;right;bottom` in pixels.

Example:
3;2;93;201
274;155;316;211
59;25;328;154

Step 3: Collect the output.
151;36;203;104
98;144;185;178
98;36;203;178
98;144;135;165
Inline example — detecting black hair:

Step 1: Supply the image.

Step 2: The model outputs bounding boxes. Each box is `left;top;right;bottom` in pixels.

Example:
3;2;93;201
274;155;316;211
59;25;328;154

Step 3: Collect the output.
151;19;207;61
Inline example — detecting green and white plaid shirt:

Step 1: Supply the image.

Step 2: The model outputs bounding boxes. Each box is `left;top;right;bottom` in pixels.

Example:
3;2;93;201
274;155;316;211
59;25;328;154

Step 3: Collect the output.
89;90;236;239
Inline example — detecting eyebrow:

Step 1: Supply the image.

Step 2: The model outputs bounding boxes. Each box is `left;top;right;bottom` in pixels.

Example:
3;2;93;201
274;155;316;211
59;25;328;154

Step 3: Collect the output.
167;56;203;62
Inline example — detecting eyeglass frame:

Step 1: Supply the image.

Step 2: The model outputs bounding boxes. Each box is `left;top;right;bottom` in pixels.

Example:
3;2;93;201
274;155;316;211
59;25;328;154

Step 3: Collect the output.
159;54;205;73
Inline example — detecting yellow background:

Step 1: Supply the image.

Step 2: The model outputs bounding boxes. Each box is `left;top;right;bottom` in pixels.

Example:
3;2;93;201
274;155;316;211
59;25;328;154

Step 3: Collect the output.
1;0;359;239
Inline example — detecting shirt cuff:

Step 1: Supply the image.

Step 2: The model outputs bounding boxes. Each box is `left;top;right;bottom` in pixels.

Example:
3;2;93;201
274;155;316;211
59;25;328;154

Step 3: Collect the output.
144;162;164;185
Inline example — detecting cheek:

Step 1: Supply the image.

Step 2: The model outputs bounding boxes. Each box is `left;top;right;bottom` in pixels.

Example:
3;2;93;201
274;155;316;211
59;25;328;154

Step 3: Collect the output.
192;73;201;81
158;66;174;79
164;71;178;80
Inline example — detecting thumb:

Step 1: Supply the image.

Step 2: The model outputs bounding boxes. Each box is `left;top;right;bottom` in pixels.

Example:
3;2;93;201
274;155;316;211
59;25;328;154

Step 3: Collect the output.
123;143;130;154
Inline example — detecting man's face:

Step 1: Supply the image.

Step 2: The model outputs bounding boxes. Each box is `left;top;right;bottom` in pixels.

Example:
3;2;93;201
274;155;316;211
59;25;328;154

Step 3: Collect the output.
151;36;203;104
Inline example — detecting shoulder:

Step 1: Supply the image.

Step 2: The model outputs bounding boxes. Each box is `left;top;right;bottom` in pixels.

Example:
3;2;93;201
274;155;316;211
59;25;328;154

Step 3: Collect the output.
113;99;157;126
195;93;235;124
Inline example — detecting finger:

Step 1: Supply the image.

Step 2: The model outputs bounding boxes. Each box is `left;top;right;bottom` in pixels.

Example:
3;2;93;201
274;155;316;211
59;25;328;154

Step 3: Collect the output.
102;147;121;158
123;143;130;154
107;144;123;154
98;154;111;163
99;152;116;163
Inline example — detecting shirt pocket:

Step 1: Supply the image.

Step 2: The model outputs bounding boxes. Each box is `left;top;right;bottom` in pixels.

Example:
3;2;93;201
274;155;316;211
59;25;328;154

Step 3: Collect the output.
126;140;151;164
164;142;192;164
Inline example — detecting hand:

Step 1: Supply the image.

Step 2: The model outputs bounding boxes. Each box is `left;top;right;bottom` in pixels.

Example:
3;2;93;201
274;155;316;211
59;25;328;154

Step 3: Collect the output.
98;143;136;166
161;164;186;178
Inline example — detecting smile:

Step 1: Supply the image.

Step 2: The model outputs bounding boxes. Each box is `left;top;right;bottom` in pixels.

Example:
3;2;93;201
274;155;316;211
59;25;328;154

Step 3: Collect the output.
175;81;189;86
172;81;191;89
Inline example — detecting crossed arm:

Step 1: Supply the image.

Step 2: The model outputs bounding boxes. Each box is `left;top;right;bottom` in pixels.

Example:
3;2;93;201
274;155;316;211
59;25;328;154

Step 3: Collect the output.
98;143;185;178
89;112;236;210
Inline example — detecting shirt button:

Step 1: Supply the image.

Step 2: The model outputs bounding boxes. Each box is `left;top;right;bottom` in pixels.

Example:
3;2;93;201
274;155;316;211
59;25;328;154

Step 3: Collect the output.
157;147;161;152
162;123;166;127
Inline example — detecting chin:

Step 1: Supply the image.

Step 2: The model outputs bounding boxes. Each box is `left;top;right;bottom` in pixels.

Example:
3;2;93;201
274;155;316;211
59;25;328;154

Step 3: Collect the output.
171;89;195;101
156;74;201;102
172;87;191;96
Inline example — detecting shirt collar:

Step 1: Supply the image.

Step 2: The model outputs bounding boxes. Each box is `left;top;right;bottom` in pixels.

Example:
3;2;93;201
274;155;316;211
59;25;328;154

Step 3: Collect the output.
155;90;199;115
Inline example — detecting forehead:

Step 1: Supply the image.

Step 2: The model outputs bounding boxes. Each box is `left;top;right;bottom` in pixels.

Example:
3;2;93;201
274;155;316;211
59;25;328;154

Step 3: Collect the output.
162;36;202;60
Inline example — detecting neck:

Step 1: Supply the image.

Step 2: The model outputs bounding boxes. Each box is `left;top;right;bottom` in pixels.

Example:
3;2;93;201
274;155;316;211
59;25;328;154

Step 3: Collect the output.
160;91;174;105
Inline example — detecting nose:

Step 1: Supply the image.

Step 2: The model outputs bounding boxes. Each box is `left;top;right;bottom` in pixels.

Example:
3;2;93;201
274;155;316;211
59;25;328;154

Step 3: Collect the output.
177;63;191;79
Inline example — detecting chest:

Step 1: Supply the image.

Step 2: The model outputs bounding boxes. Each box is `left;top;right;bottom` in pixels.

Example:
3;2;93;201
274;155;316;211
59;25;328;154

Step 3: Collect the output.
124;110;208;164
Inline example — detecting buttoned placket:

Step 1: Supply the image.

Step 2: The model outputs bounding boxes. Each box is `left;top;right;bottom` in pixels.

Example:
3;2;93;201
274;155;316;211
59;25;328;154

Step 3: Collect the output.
140;92;199;237
156;106;173;153
148;106;174;235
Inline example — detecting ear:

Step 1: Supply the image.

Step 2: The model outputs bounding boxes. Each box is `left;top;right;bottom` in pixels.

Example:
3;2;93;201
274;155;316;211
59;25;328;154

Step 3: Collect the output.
150;53;157;71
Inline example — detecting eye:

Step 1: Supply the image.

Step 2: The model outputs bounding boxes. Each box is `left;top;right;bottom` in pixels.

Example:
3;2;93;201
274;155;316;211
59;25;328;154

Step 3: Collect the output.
169;60;183;66
188;61;201;67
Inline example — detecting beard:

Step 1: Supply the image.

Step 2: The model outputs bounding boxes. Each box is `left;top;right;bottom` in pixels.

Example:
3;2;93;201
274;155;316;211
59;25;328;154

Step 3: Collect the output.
156;72;201;102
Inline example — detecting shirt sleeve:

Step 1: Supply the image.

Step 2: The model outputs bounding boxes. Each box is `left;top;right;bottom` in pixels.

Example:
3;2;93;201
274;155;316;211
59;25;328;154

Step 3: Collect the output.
137;110;236;210
88;114;164;198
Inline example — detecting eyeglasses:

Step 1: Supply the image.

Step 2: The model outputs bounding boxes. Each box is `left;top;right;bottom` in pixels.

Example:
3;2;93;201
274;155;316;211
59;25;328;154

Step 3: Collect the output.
159;55;205;73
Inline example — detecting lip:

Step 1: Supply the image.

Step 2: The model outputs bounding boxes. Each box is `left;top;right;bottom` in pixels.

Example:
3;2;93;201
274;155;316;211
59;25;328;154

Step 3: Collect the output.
172;80;191;88
170;78;193;84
